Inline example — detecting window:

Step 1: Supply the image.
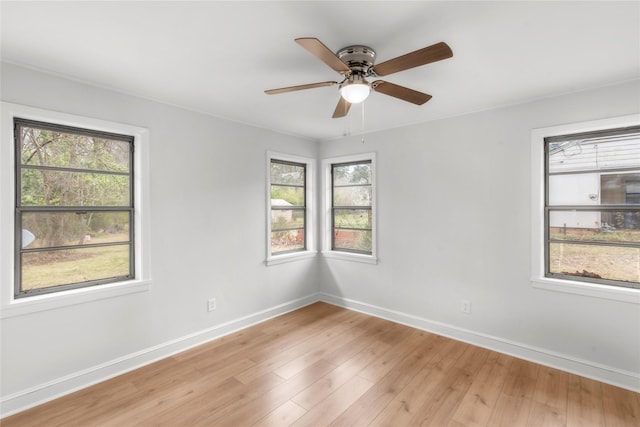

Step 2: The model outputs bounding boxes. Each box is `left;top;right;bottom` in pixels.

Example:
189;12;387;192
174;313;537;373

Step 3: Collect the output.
266;152;315;265
270;159;306;253
545;126;640;288
322;153;377;263
1;102;150;317
332;161;373;253
531;116;640;301
14;119;135;297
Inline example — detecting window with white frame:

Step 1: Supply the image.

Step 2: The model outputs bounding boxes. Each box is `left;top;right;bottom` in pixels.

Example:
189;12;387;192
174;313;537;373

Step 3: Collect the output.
1;102;150;316
14;119;135;298
544;126;640;288
322;153;377;263
531;115;640;302
266;152;315;264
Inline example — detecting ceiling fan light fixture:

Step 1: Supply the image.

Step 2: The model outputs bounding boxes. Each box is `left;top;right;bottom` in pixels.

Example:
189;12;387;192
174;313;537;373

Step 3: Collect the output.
340;75;370;103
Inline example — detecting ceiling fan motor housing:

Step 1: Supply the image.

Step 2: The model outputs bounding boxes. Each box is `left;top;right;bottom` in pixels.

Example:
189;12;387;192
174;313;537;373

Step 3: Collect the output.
337;45;376;76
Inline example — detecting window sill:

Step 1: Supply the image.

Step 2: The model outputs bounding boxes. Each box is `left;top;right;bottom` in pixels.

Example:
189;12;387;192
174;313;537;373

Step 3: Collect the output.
0;279;152;319
322;251;378;265
266;250;317;266
531;277;640;304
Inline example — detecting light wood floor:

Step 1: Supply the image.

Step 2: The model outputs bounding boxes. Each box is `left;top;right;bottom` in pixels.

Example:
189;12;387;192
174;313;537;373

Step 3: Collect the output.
3;302;639;426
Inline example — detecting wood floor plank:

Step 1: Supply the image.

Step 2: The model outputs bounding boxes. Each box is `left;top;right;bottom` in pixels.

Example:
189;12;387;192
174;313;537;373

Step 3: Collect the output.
449;352;512;427
291;375;374;427
330;332;441;426
200;360;337;426
566;373;605;427
502;357;540;399
139;373;284;426
407;366;474;426
120;355;259;425
602;382;640;427
273;323;367;379
251;400;307;427
291;339;391;410
171;327;268;363
3;302;639;427
533;365;569;414
2;375;139;427
248;306;359;362
453;344;491;376
367;346;457;427
527;401;567;427
98;373;226;426
356;327;426;383
235;310;362;384
320;316;397;368
487;393;533;427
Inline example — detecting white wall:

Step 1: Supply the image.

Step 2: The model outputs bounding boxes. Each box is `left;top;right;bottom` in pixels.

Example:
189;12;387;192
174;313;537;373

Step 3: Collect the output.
0;62;320;414
318;80;640;389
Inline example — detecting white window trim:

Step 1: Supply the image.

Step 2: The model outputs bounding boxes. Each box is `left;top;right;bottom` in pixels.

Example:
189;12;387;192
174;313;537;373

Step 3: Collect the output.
530;114;640;304
265;151;316;266
321;152;377;264
0;102;152;318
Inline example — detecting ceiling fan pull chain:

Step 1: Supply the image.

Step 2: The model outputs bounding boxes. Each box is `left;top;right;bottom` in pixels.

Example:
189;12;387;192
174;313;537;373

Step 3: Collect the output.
361;101;366;144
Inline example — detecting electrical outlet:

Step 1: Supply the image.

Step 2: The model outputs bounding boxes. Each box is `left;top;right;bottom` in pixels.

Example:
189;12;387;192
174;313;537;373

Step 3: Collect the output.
461;300;471;314
207;298;216;312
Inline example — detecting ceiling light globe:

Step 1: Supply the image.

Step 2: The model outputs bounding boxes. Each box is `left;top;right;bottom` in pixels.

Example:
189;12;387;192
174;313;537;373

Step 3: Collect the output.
340;83;370;104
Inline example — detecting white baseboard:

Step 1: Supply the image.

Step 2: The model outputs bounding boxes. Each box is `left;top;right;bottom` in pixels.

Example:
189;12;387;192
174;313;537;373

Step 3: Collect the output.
318;292;640;393
0;293;319;418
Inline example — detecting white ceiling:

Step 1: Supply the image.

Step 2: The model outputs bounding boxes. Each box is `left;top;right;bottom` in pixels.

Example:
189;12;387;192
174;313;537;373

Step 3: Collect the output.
2;1;639;142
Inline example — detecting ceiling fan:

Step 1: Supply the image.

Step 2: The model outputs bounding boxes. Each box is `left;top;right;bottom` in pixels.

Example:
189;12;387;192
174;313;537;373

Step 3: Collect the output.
265;37;453;118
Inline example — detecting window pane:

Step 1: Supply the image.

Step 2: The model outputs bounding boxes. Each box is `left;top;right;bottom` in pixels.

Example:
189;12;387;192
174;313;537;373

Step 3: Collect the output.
19;126;130;172
270;186;304;206
333;229;372;252
272;230;305;253
548;174;600;206
333;163;371;186
549;173;640;206
548;242;639;284
21;245;131;291
333;186;372;206
271;209;305;230
271;162;304;186
601;173;640;205
21;211;130;249
334;209;372;230
20;169;130;206
548;136;640;174
549;210;640;242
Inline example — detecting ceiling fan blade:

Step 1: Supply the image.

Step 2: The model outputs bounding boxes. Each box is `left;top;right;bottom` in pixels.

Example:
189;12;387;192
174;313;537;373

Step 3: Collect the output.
332;97;352;118
372;80;432;105
372;42;453;76
265;81;337;95
295;37;351;74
